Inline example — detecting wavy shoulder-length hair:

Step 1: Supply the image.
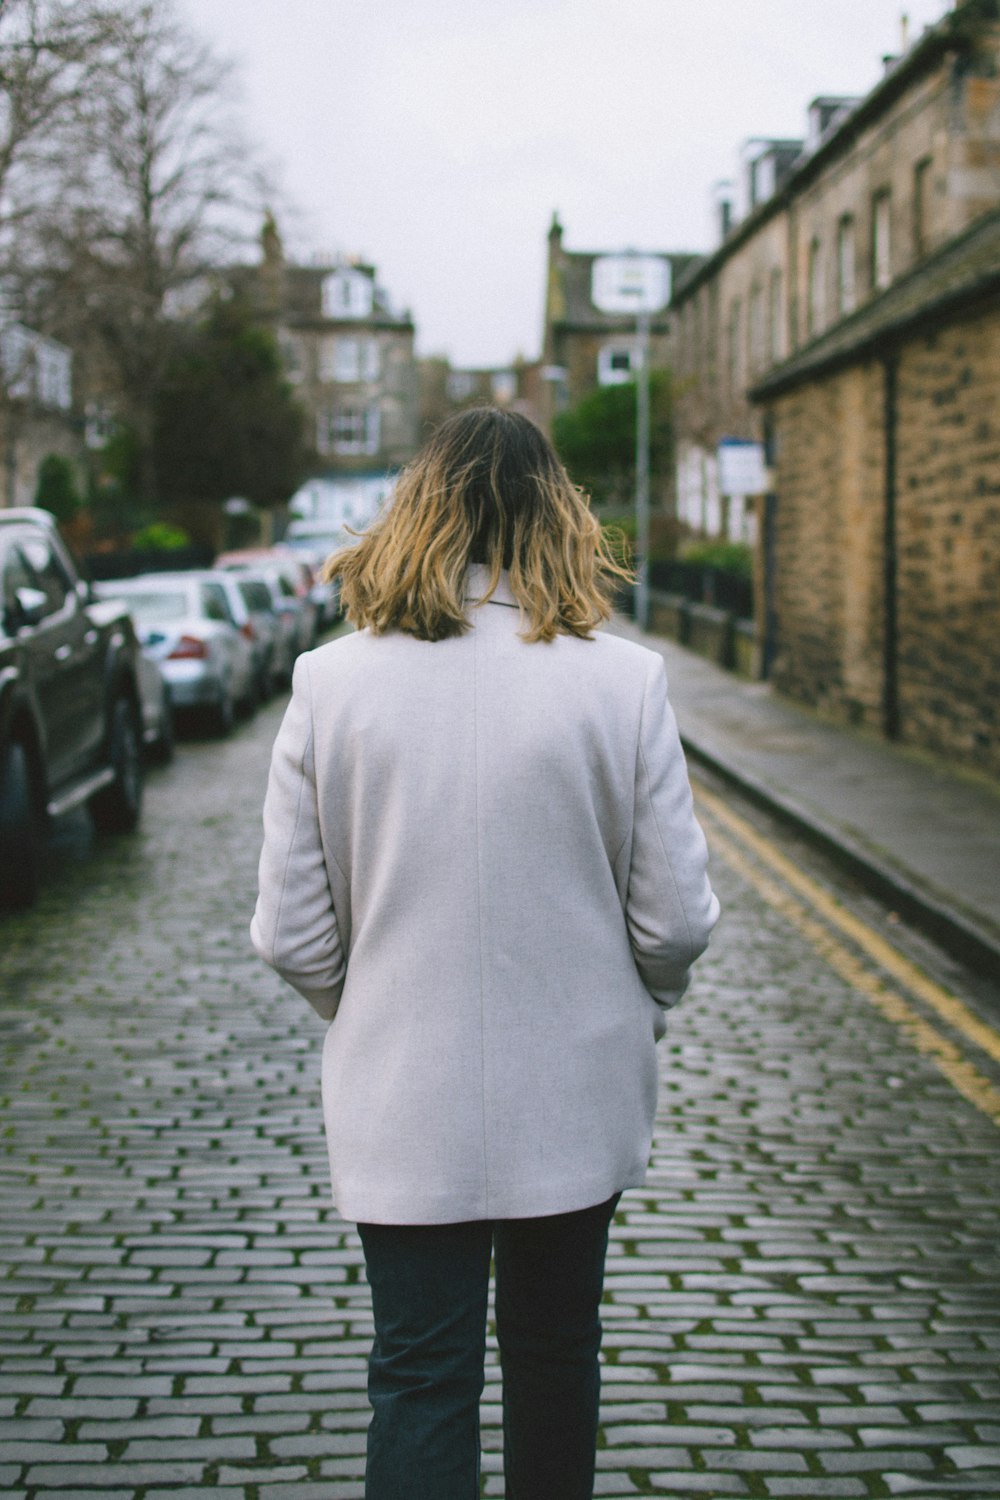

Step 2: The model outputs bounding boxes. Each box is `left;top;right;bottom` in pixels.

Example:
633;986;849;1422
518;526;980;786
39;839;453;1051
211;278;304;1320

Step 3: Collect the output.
325;406;632;643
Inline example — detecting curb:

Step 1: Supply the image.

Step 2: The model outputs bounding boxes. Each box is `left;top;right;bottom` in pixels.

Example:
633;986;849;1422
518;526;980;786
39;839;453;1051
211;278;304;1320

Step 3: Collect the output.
682;733;1000;985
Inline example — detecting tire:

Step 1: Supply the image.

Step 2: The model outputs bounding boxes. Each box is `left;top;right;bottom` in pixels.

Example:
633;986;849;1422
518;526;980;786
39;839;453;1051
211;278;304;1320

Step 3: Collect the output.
89;696;143;833
149;698;175;765
0;741;42;911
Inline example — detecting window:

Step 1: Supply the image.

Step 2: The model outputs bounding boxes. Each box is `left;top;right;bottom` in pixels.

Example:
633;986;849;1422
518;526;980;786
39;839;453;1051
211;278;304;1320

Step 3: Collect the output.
2;544;36;626
768;268;783;361
807;237;823;337
597;343;637;386
491;370;516;404
0;324;71;410
913;157;932;258
837;216;856;316
279;334;305;382
706;284;719;382
749;282;766;373
872;189;892;291
36;342;71;410
321;336;380;383
202;583;234;624
727;298;742;391
321;268;374;320
447;371;477;402
317;404;380;455
85;401;116;450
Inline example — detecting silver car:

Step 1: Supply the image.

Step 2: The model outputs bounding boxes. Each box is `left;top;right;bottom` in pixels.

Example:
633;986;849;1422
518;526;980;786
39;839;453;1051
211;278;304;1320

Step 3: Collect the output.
95;573;256;735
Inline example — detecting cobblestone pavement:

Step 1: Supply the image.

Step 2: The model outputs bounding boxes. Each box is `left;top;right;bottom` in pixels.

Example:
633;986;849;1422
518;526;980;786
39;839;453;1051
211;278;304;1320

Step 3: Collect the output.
2;685;1000;1500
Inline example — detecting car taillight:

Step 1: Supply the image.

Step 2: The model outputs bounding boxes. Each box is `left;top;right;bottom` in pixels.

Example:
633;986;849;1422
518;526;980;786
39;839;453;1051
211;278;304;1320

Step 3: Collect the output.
241;621;255;641
167;634;209;660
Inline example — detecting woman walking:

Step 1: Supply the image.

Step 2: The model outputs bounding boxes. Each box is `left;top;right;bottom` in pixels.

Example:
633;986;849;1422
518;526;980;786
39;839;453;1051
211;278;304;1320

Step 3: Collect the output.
251;406;719;1499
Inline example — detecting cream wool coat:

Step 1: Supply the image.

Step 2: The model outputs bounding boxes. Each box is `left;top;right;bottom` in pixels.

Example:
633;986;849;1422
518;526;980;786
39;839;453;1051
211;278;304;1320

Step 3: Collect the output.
251;567;719;1225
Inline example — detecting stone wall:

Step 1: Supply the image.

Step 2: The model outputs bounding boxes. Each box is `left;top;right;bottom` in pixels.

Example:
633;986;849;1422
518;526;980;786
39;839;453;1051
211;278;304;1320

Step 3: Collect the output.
894;306;1000;770
764;301;1000;777
767;363;886;727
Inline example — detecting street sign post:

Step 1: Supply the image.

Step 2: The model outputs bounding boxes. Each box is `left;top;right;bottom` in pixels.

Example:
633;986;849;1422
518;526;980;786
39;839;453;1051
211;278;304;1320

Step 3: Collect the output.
591;254;671;630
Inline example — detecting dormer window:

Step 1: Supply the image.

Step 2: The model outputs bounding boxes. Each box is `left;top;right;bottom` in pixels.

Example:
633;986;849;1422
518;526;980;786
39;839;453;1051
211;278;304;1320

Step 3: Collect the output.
321;268;374;320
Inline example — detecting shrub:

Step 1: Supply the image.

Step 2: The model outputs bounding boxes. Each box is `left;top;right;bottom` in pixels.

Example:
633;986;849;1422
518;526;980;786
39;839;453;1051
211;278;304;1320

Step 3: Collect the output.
131;522;191;551
679;540;753;580
34;454;82;523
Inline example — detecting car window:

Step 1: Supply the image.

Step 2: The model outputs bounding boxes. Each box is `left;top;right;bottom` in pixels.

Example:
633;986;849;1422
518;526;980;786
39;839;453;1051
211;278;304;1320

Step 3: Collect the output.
247;580;273;611
18;534;73;615
2;544;35;612
276;575;295;599
201;583;233;623
238;579;265;611
117;590;188;623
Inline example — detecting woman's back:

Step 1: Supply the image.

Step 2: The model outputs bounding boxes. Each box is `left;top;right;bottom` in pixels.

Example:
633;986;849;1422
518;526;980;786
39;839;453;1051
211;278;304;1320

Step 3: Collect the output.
252;407;718;1498
255;567;717;1224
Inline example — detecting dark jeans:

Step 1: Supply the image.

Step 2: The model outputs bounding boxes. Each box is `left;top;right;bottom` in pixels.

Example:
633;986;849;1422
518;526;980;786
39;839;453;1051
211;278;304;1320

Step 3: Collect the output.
357;1194;620;1500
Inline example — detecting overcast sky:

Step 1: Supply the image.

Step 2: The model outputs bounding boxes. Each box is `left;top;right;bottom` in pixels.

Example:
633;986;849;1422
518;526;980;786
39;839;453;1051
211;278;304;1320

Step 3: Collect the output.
177;0;953;368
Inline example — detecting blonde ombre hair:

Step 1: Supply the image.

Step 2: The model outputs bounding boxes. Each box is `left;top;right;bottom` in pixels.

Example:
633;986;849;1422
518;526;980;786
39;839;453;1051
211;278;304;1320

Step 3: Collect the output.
324;406;632;643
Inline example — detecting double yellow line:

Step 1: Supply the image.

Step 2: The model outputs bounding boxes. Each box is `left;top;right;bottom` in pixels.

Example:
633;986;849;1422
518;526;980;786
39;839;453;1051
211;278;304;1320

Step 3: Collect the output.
694;782;1000;1128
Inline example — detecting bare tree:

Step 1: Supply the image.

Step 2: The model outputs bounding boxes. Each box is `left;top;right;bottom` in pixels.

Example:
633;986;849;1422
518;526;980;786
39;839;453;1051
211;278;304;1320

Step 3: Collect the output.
16;0;266;505
0;0;117;245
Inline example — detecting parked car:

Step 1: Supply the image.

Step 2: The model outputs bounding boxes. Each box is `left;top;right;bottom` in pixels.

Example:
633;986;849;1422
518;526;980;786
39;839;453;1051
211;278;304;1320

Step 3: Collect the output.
0;508;144;911
216;549;320;652
227;573;285;697
215;561;309;675
135;649;174;763
280;522;349;625
93;572;256;735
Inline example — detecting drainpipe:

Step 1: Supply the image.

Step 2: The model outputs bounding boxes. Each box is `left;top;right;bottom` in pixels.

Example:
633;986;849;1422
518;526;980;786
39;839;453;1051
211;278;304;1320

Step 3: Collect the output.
882;353;900;740
761;410;778;679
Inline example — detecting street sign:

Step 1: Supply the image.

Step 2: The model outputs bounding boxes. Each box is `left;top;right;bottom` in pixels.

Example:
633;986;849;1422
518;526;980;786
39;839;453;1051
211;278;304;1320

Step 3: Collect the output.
717;439;768;497
591;255;671;315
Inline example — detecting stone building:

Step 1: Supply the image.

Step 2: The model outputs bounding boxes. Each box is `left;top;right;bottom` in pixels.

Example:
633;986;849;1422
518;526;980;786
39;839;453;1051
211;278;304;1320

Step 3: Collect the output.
0;321;79;509
231;220;420;478
417;356;535;437
755;205;1000;778
537;215;697;437
671;0;1000;776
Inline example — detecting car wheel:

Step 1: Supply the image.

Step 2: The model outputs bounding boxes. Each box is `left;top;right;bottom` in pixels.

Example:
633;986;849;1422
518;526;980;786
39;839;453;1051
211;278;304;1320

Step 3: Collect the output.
150;698;175;765
0;741;41;911
89;696;143;833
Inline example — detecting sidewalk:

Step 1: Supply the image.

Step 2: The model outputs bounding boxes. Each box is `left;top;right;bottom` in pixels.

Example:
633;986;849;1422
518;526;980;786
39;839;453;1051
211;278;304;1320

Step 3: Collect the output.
610;617;1000;981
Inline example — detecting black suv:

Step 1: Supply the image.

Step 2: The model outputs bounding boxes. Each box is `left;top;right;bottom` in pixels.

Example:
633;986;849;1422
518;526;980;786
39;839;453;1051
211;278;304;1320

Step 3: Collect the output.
0;508;144;910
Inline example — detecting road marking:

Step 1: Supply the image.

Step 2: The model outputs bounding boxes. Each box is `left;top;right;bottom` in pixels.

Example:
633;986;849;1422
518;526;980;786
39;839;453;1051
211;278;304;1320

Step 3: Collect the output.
694;782;1000;1067
696;807;1000;1129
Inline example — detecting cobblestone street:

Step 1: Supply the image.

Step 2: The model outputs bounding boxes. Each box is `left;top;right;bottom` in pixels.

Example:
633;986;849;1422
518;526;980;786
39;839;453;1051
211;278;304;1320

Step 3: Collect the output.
2;688;1000;1499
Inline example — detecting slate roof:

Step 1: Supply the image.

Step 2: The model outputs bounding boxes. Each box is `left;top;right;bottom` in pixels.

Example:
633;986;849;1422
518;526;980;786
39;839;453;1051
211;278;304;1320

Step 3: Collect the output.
672;0;1000;305
750;208;1000;400
227;262;413;330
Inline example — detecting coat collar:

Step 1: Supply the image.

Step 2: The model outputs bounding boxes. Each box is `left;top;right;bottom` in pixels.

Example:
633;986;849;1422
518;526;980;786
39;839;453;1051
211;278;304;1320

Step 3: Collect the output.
464;564;518;609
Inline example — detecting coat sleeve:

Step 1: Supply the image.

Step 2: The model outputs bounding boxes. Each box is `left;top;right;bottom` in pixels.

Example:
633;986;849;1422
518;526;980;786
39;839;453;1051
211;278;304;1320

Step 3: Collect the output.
625;655;720;1011
250;655;345;1020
